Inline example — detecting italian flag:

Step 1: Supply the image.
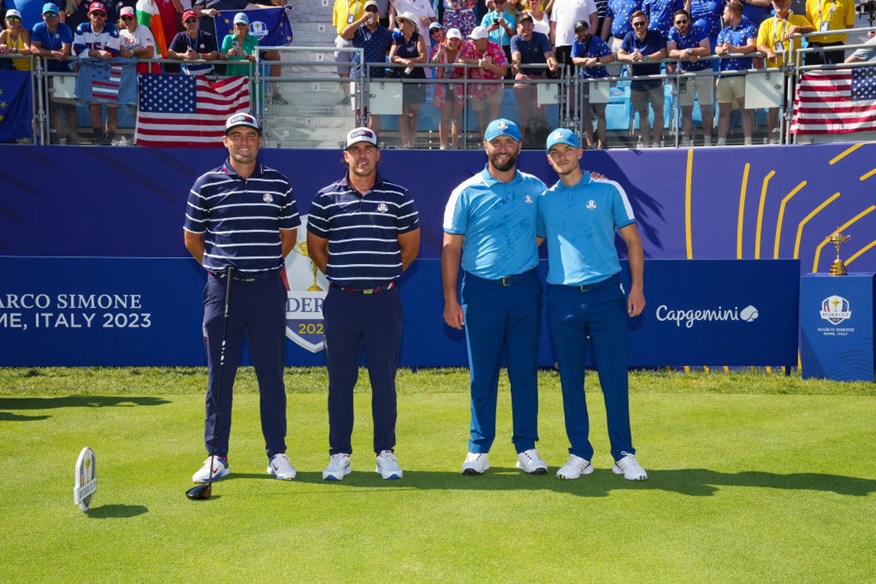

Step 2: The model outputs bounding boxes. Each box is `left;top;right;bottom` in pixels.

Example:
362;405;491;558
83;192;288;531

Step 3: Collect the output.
136;0;168;57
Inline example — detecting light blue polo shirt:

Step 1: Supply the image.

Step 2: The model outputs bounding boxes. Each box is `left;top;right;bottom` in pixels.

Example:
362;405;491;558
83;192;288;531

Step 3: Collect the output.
444;166;545;280
537;171;636;286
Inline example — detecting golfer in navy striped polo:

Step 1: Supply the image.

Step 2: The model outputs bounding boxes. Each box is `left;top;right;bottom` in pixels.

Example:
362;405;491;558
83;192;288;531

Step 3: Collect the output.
184;112;300;484
306;127;420;481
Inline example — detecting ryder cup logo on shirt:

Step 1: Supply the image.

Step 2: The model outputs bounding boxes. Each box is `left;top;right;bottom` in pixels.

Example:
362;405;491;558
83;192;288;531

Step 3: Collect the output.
263;193;273;203
586;200;597;209
284;215;329;353
377;202;389;213
524;195;533;204
820;295;852;325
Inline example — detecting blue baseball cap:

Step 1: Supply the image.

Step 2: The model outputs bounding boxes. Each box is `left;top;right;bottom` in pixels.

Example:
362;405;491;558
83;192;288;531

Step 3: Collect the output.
545;128;581;152
233;12;249;25
484;118;520;142
41;2;59;15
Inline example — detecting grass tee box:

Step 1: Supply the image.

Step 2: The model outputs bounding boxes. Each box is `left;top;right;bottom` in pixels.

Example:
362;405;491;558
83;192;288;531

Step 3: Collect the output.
0;367;874;582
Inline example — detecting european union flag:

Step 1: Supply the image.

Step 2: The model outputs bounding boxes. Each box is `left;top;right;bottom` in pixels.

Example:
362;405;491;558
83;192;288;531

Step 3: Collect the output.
214;7;293;49
0;71;33;143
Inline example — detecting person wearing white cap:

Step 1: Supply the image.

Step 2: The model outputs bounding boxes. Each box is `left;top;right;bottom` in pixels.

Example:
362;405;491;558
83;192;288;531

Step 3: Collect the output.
390;0;436;53
307;127;420;482
389;11;427;147
430;26;465;148
118;5;157;74
458;25;508;136
0;9;33;71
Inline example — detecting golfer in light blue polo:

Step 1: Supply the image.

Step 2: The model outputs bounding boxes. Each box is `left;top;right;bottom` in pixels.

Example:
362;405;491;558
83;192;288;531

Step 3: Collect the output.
442;118;549;476
539;128;648;481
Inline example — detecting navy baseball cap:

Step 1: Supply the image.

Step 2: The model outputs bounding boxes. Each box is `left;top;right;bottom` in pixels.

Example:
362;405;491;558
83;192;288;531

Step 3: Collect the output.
225;112;261;134
546;128;581;152
484;118;521;142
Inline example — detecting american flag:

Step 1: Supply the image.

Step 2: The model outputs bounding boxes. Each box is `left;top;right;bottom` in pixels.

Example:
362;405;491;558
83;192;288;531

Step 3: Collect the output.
92;65;123;101
790;65;876;135
134;74;251;148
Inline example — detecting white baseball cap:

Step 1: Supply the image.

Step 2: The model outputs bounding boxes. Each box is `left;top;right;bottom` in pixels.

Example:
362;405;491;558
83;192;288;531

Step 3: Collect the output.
468;26;489;40
446;28;462;40
345;127;378;149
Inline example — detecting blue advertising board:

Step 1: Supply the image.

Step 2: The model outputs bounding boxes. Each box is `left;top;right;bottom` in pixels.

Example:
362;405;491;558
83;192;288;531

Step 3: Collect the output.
0;257;798;367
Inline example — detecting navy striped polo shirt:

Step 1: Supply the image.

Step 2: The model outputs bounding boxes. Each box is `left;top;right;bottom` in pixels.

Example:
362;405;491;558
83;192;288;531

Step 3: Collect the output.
307;174;419;289
184;160;300;276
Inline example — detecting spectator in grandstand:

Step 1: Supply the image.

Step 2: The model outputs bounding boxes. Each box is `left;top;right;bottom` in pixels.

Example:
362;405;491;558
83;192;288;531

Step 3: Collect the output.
431;26;465;148
73;1;121;145
845;30;876;63
218;11;256;76
332;0;365;103
756;0;813;143
603;0;641;76
459;25;508;137
30;2;75;143
511;11;556;145
118;5;158;73
0;9;32;70
741;0;772;31
391;0;437;54
714;0;756;145
571;18;614;148
688;0;725;50
342;0;393;132
642;0;683;36
617;10;666;148
538;127;648;482
804;0;855;65
442;0;478;39
389;11;427;148
306;127;420;483
480;0;515;75
667;8;714;146
67;0;127;32
167;8;217;75
442;118;549;478
550;0;597;77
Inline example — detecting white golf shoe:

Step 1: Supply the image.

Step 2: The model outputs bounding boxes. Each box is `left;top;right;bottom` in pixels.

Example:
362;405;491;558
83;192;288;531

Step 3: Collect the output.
461;452;490;475
322;453;352;481
375;450;403;480
613;453;648;481
267;453;297;480
192;456;229;483
516;449;548;475
556;454;594;480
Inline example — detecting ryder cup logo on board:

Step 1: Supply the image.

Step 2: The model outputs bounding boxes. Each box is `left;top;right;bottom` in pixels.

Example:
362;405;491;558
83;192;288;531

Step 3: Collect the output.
249;20;269;39
284;215;329;353
820;295;851;325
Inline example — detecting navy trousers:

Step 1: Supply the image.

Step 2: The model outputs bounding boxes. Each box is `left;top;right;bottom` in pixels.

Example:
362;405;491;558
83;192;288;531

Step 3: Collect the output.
546;275;635;462
461;269;541;454
322;286;403;455
203;272;287;460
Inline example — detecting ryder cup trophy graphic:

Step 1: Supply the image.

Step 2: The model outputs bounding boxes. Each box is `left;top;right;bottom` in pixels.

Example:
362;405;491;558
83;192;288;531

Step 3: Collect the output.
828;229;850;276
284;217;329;352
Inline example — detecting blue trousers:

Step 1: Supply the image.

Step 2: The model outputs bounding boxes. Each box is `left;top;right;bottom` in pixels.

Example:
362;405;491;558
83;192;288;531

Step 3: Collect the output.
461;269;541;454
203;272;287;460
323;286;402;455
546;275;635;462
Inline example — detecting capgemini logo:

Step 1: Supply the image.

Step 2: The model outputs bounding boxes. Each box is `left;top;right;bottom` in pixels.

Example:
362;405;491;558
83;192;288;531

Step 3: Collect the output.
655;305;760;328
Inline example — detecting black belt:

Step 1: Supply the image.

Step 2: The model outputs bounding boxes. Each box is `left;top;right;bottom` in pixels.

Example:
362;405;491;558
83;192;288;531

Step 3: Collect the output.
210;270;279;283
469;268;537;287
330;281;396;294
572;274;620;293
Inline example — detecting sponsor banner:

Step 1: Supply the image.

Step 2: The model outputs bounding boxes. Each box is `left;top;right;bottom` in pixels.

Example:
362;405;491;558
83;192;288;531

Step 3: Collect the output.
0;257;798;367
800;273;875;381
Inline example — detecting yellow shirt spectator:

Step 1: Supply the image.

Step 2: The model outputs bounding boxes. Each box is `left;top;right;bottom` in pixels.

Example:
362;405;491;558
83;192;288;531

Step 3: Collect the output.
334;0;367;35
804;0;855;44
756;13;814;68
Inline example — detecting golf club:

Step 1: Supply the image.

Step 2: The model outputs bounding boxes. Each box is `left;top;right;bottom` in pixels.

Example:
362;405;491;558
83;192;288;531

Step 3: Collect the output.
186;267;233;501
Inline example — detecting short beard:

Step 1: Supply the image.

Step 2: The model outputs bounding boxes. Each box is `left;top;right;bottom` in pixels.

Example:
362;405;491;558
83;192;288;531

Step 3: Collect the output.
489;150;518;172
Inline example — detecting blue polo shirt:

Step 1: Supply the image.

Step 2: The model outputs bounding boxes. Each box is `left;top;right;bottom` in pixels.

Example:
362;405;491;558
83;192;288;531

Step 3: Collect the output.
716;16;757;71
510;31;552;72
443;166;545;280
606;0;643;38
31;21;74;72
667;24;711;71
537;172;636;286
184;160;300;276
307;174;419;289
572;34;613;78
481;9;516;47
351;24;394;79
643;0;685;35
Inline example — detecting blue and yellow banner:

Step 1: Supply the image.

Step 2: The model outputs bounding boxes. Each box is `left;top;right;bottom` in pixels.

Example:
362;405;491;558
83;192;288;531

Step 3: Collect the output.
214;7;293;48
0;71;32;143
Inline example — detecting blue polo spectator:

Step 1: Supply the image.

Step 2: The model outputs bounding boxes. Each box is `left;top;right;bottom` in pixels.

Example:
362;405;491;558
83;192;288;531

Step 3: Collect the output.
642;0;685;36
618;10;667;147
714;1;756;145
715;5;756;72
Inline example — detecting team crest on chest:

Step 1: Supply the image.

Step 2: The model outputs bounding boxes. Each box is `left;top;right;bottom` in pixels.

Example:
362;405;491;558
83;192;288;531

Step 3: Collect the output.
377;202;389;213
524;195;533;204
263;193;273;203
586;200;597;210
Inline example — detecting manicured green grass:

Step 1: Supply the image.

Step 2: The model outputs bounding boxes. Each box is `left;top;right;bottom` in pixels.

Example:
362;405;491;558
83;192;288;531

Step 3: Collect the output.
0;368;873;582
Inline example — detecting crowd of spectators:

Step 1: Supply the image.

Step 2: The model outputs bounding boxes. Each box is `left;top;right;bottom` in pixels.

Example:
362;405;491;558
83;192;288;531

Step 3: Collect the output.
1;0;874;146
